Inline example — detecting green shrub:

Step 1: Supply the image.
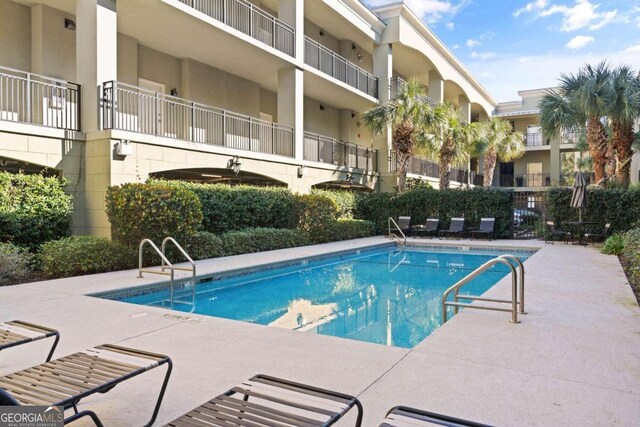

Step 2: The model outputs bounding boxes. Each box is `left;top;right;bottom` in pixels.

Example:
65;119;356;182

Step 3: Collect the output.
0;243;33;286
106;183;203;247
222;228;309;256
178;231;224;261
40;236;135;278
295;194;340;242
150;180;297;233
312;219;376;243
310;189;357;219
0;172;73;248
601;234;626;256
622;228;640;285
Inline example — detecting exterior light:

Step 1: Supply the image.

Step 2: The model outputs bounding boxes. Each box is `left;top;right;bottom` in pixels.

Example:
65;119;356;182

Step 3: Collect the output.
346;173;354;184
227;156;242;175
115;139;132;156
65;19;75;31
297;166;306;178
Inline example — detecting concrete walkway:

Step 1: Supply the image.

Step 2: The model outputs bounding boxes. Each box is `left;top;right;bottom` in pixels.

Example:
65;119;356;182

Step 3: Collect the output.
1;238;638;426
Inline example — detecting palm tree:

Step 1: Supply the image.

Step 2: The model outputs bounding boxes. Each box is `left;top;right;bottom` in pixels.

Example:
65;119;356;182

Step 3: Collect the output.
607;65;640;187
477;117;525;187
421;103;481;189
361;78;434;192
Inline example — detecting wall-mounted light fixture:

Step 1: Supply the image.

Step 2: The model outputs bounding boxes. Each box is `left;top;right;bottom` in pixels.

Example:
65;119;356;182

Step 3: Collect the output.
357;53;363;62
115;139;132;156
297;165;306;178
345;173;354;184
170;88;178;97
227;155;242;175
351;112;356;119
64;19;76;31
351;43;357;50
319;104;325;111
319;30;325;36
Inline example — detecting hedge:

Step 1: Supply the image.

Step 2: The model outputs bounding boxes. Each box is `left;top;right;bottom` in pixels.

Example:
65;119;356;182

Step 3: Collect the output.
547;187;640;234
40;236;135;278
221;228;309;256
622;228;640;287
0;172;73;248
355;187;514;238
295;194;340;243
312;219;376;243
0;243;33;286
310;189;356;219
150;180;297;233
106;182;203;247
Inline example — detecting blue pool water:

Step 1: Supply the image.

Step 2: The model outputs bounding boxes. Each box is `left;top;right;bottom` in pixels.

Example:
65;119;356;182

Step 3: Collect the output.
103;245;532;348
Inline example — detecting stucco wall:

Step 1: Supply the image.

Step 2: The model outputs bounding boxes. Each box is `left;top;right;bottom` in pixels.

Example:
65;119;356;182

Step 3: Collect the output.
0;0;30;71
514;151;551;175
34;5;76;81
304;97;340;139
137;44;182;95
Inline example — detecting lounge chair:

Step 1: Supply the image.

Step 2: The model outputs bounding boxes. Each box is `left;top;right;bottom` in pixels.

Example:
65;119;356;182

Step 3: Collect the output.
439;218;465;239
381;406;492;427
584;223;611;244
0;320;59;362
165;374;363;427
411;218;439;238
470;218;495;240
544;221;571;244
0;344;172;427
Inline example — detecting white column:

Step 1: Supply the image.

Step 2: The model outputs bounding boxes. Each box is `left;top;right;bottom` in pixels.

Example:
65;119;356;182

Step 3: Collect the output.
373;43;394;190
76;0;117;133
550;137;561;185
278;67;304;161
428;70;443;103
279;0;304;61
458;95;471;123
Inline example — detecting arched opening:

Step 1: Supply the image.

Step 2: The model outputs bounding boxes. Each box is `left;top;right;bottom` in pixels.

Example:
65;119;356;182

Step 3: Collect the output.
149;167;288;187
0;156;61;177
312;181;374;191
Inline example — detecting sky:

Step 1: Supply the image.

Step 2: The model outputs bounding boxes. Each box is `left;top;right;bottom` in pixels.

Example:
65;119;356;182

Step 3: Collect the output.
363;0;640;103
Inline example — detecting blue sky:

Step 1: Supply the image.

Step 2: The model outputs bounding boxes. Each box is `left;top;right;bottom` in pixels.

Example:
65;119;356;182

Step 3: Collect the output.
364;0;640;102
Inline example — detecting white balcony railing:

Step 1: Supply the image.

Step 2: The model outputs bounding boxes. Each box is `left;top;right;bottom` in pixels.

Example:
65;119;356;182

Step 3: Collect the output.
102;81;295;158
303;131;378;172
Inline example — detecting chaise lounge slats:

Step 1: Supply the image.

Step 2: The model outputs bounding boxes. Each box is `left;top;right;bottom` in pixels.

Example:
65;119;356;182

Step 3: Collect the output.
166;374;363;427
381;406;492;427
0;320;60;362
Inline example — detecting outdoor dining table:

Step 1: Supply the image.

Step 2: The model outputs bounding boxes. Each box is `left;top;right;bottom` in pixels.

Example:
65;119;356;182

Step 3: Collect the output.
564;221;599;245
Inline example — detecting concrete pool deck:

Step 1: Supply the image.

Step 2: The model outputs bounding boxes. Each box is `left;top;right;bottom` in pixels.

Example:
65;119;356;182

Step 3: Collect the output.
1;237;639;426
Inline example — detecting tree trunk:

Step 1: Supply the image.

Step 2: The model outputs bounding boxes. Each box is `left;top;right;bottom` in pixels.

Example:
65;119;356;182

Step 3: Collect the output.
483;147;497;187
439;140;455;190
612;122;635;188
392;122;415;193
586;116;608;186
396;150;411;193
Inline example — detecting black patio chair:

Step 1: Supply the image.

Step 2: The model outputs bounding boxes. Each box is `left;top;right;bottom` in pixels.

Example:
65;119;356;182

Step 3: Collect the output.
0;320;60;362
439;218;465;240
0;344;172;427
470;218;495;240
585;223;611;244
164;374;364;427
411;218;439;238
544;221;571;244
381;405;492;427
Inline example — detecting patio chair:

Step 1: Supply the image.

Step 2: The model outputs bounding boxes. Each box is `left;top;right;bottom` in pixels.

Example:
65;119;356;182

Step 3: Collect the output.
0;320;60;362
381;406;492;427
544;221;571;244
584;223;611;244
0;344;172;427
164;374;364;427
470;218;495;240
439;218;465;240
411;218;439;238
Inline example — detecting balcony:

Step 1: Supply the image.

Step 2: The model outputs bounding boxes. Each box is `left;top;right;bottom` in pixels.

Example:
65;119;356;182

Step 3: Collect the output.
560;171;595;186
389;152;483;185
0;66;80;131
500;173;551;187
389;77;437;107
526;132;547;147
102;81;294;158
177;0;295;56
304;37;378;99
303;131;378;172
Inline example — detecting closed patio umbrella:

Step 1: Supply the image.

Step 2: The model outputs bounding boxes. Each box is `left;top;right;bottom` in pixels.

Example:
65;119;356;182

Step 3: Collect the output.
570;171;588;221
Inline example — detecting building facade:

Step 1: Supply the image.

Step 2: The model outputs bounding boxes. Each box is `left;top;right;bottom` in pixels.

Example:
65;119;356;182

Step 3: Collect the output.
0;0;496;237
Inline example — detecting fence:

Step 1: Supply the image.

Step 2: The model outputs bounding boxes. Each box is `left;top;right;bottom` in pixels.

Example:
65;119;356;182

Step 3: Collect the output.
102;81;295;158
303;131;378;171
0;66;80;131
389;151;482;185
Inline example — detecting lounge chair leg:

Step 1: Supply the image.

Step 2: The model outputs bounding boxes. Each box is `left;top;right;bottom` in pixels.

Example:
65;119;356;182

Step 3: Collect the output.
354;398;364;427
46;331;60;362
66;410;104;427
142;357;173;427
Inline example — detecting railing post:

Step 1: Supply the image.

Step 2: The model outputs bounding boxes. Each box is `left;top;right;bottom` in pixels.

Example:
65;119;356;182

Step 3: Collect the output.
222;110;226;147
248;117;252;151
272;122;275;154
26;73;31;124
111;82;116;130
190;101;196;142
154;90;159;136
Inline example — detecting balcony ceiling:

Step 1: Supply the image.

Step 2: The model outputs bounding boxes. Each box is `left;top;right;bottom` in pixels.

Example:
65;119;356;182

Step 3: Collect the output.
304;1;375;54
304;67;379;112
392;44;437;82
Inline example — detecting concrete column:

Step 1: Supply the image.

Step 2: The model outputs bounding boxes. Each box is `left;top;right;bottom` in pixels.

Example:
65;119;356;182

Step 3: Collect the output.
458;95;471;123
279;0;304;61
550;137;561;185
428;70;443;103
372;43;395;191
278;67;304;161
76;0;117;133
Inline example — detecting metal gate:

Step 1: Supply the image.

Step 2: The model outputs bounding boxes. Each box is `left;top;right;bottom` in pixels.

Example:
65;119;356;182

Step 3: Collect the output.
513;191;546;239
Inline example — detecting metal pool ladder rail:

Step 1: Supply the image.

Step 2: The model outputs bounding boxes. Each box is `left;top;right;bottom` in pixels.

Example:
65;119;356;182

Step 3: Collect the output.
442;255;525;324
388;217;406;245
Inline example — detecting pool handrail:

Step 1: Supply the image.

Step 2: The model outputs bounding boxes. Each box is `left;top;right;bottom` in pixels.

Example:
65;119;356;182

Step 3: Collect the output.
498;254;525;314
388;217;407;245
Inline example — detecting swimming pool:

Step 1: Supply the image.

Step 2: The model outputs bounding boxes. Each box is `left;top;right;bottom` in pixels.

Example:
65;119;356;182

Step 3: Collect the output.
100;245;532;348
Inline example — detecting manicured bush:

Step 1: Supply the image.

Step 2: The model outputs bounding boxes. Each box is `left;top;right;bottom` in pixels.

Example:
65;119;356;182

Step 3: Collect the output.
221;228;309;256
178;231;224;261
150;180;297;233
295;194;340;242
547;187;640;234
0;243;33;286
601;234;626;256
40;236;135;278
310;189;357;219
312;219;376;243
0;172;73;248
106;183;203;247
622;228;640;286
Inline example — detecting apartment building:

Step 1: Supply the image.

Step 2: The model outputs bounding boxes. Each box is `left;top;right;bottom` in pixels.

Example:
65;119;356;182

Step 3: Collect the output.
494;88;640;188
0;0;496;237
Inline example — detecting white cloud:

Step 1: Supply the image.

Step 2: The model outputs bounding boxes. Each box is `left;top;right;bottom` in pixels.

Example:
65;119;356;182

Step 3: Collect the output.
452;44;461;49
624;44;640;53
470;51;496;60
365;0;469;24
565;35;595;50
466;39;481;47
515;0;620;32
446;22;455;30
